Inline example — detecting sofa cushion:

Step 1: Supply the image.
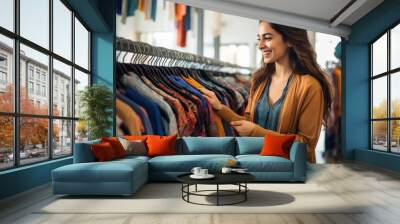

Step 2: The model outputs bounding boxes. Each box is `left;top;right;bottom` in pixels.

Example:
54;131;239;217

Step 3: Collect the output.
236;137;264;155
147;134;177;157
91;142;118;161
73;139;101;163
177;137;235;155
260;133;296;159
101;137;127;158
236;155;293;172
148;154;235;172
52;158;147;183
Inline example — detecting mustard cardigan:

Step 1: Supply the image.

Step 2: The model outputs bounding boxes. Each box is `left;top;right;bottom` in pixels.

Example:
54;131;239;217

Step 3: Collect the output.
217;74;325;163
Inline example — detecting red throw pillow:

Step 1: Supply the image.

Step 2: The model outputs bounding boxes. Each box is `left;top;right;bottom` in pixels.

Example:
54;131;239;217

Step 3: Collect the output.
259;133;296;159
91;142;117;162
146;134;177;157
101;137;127;158
124;135;148;141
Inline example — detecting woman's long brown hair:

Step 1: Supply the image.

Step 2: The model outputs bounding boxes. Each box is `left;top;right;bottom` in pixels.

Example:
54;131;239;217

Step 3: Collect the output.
251;22;333;123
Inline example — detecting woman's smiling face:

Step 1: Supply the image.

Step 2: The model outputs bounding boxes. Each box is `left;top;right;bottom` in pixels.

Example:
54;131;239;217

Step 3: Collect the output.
257;21;291;64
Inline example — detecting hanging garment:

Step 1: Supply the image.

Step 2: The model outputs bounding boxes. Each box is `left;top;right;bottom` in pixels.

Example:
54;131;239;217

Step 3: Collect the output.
182;76;225;136
125;87;165;135
141;76;193;136
123;73;178;135
128;0;139;16
144;0;152;20
117;93;154;134
121;0;129;24
175;4;187;47
116;115;125;136
167;76;209;124
167;1;175;20
156;81;198;136
116;0;122;14
116;98;143;135
184;6;191;31
151;0;157;21
139;0;145;11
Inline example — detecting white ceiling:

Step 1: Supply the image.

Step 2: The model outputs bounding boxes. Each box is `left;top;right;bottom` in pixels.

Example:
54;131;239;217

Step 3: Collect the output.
167;0;384;37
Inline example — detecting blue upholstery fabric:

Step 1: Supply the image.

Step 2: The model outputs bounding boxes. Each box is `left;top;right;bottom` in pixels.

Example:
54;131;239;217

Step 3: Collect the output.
149;154;235;172
235;137;264;155
178;137;235;155
290;142;307;181
53;137;308;196
73;140;100;163
236;155;293;172
52;158;148;195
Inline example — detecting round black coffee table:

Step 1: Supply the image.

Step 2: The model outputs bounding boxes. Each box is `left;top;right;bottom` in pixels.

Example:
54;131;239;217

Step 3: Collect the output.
177;173;255;206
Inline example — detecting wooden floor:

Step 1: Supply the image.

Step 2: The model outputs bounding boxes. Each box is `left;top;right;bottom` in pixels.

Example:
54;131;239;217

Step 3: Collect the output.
1;162;400;224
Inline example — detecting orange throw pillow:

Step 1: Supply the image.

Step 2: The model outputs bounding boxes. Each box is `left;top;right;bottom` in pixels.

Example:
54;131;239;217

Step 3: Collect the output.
101;137;126;158
146;134;177;157
124;135;148;141
91;142;117;162
259;133;296;159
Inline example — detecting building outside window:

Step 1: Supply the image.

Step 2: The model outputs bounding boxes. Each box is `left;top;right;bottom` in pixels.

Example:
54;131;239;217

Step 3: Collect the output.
28;81;34;94
28;66;34;80
0;0;91;170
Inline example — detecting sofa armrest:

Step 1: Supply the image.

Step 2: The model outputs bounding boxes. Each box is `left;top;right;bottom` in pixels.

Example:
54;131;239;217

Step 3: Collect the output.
73;140;100;163
289;141;307;181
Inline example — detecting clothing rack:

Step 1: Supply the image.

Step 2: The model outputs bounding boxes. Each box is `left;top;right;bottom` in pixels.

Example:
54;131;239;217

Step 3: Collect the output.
116;37;253;74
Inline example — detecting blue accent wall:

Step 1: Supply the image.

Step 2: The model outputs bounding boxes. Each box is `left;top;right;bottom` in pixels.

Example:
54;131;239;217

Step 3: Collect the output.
343;0;400;171
0;0;115;200
91;0;116;136
0;158;72;199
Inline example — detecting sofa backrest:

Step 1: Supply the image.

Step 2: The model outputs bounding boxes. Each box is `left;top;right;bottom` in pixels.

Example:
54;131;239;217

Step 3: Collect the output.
177;137;236;155
73;139;100;163
73;136;265;162
235;137;264;155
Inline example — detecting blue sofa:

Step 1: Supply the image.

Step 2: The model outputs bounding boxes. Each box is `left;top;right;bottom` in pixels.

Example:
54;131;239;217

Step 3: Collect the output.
52;137;307;196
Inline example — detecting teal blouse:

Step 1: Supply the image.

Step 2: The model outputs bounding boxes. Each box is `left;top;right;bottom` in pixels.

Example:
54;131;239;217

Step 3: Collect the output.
254;75;294;131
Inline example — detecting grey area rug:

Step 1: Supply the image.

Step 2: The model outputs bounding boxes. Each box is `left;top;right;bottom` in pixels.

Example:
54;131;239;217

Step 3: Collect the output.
37;183;362;214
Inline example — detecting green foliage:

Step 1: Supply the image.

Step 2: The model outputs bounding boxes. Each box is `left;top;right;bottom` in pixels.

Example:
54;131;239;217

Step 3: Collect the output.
79;84;113;140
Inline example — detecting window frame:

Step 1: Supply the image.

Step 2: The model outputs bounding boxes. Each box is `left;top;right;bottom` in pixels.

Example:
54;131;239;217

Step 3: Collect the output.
370;20;400;154
0;0;92;171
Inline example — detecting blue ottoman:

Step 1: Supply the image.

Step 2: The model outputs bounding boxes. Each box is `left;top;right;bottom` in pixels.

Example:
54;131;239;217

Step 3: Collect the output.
52;156;148;196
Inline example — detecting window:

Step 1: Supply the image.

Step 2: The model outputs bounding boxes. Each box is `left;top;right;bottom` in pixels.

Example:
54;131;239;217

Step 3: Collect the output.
20;0;49;49
28;67;34;80
36;83;40;95
0;35;13;113
371;23;400;154
0;0;91;170
42;85;46;97
28;81;34;94
75;17;90;70
35;70;41;81
0;71;6;85
0;54;7;87
0;54;7;67
0;0;13;32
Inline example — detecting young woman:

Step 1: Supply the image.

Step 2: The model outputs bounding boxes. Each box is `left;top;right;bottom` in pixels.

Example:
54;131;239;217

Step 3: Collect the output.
200;21;333;163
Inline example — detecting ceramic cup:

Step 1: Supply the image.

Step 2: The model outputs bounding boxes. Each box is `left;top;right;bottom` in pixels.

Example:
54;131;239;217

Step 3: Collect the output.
191;167;202;176
200;169;208;176
221;167;232;174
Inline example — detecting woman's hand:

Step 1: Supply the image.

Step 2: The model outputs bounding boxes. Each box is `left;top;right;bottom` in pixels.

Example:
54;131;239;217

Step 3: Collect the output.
230;120;256;136
199;88;223;110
